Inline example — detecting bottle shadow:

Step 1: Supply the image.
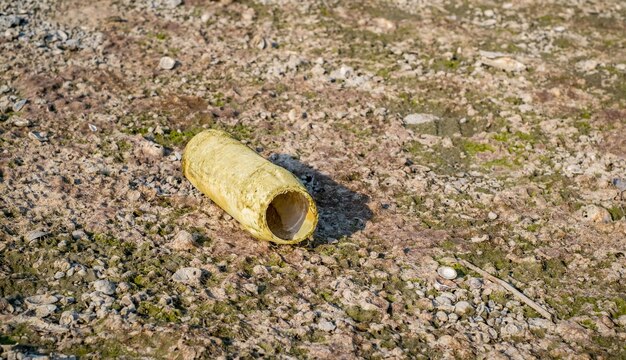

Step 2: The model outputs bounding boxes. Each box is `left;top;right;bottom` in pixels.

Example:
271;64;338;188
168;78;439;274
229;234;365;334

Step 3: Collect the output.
269;154;373;246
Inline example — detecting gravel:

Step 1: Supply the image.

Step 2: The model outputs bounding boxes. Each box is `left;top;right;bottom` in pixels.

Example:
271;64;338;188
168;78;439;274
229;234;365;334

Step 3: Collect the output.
1;0;624;357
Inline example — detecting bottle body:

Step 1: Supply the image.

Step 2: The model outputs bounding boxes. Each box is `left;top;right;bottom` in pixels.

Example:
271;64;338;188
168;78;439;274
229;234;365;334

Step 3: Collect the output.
182;130;318;244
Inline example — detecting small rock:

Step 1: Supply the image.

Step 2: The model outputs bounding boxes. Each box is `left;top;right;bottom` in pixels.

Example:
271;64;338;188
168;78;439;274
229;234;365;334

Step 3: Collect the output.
501;322;523;339
468;277;483;289
54;271;65;279
35;304;57;318
165;0;183;8
576;60;598;72
488;212;498;220
26;230;49;243
611;178;626;191
11;116;30;127
482;57;526;72
318;319;336;332
172;267;203;284
616;315;626;327
25;294;59;307
556;320;590;343
454;301;473;316
93;279;116;295
0;297;14;313
471;234;489;243
159;56;177;70
72;230;86;240
168;230;195;251
88;123;97;132
415;298;435;311
404;113;439;126
65;38;80;51
12;99;27;112
243;283;258;294
139;139;164;158
60;310;78;325
252;265;269;276
580;205;611;223
435;311;448;323
528;318;555;331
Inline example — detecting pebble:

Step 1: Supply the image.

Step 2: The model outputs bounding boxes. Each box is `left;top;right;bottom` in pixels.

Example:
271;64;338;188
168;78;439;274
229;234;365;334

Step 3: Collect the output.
616;315;626;327
172;267;203;284
415;298;435;311
35;304;57;318
481;57;526;72
26;294;59;307
576;59;598;72
580;205;611;223
488;212;498;220
468;277;483;289
60;310;78;325
12;99;27;112
11;117;30;127
454;301;474;315
93;279;117;295
501;322;523;338
318;319;336;332
243;283;258;294
471;234;489;243
168;230;195;251
26;230;49;243
159;56;177;70
435;311;448;323
139;140;165;158
612;178;626;191
166;0;183;8
404;113;439;126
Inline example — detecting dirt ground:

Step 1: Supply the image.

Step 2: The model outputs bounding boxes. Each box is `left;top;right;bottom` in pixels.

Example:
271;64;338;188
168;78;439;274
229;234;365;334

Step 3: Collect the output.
1;0;625;358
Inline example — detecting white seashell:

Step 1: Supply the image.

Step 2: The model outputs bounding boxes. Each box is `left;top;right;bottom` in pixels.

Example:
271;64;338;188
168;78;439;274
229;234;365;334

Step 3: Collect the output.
159;56;177;70
437;266;458;280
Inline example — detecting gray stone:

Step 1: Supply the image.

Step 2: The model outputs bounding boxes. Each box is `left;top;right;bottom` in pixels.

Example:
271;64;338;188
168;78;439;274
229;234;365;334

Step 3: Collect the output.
93;279;116;295
435;311;448;323
26;294;59;307
318;319;336;332
60;310;78;325
454;301;474;315
35;304;57;318
165;0;183;8
404;113;439;126
172;267;203;284
481;57;526;72
168;230;195;251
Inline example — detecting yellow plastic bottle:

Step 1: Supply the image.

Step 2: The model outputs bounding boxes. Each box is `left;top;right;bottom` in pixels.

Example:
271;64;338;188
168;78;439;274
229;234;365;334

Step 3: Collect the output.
182;130;318;244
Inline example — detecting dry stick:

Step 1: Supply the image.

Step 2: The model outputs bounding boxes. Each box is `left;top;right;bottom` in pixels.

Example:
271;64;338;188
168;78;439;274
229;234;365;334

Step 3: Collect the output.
456;258;554;322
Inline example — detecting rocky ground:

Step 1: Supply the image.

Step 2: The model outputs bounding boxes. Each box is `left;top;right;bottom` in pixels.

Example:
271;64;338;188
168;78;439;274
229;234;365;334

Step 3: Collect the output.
1;0;625;358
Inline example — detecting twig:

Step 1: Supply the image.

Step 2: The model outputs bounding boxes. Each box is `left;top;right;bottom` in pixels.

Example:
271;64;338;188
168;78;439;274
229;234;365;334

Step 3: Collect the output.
456;258;554;322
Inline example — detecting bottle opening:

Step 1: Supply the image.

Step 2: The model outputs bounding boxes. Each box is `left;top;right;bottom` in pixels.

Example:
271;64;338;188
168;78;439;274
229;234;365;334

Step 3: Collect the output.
265;191;314;241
